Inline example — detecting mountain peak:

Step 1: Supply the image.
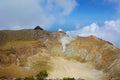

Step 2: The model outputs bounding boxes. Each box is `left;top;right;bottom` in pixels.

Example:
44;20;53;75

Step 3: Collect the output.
34;26;44;30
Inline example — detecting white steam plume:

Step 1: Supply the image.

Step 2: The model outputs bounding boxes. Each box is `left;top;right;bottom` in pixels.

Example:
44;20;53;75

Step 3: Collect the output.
60;35;75;53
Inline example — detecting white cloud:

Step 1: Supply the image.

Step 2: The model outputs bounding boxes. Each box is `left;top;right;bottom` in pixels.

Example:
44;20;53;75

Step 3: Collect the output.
66;20;120;48
81;23;99;34
44;0;77;16
0;0;77;30
104;20;120;33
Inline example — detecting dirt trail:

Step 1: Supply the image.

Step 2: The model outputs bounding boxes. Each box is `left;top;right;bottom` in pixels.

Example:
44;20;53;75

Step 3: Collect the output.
48;57;107;80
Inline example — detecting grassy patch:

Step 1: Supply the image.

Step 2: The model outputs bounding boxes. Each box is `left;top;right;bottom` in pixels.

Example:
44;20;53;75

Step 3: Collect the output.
0;40;34;49
0;30;34;46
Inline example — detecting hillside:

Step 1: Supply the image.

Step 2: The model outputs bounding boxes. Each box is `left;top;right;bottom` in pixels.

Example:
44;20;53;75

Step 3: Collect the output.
0;28;120;80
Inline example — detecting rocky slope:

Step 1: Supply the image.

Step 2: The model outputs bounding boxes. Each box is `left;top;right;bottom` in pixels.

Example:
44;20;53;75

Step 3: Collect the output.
46;35;120;80
48;57;106;80
0;27;120;80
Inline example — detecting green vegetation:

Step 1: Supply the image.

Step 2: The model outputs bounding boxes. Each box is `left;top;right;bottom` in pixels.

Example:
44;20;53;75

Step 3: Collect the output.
35;71;48;80
0;70;78;80
24;77;34;80
62;77;75;80
0;71;48;80
24;71;48;80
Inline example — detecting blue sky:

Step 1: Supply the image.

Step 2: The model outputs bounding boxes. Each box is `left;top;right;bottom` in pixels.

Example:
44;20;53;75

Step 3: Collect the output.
0;0;118;30
0;0;120;47
69;0;117;25
50;0;118;31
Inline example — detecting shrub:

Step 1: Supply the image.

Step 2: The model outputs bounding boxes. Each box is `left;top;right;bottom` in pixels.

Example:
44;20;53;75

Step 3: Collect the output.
63;77;75;80
24;76;34;80
36;71;48;80
17;71;48;80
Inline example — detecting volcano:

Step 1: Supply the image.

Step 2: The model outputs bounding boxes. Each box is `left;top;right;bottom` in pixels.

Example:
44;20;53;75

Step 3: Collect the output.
0;28;120;80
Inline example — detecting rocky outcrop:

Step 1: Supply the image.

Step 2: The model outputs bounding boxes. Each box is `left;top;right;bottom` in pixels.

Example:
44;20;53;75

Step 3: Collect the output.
49;31;66;41
34;30;49;41
33;26;49;41
33;26;66;41
34;26;44;30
